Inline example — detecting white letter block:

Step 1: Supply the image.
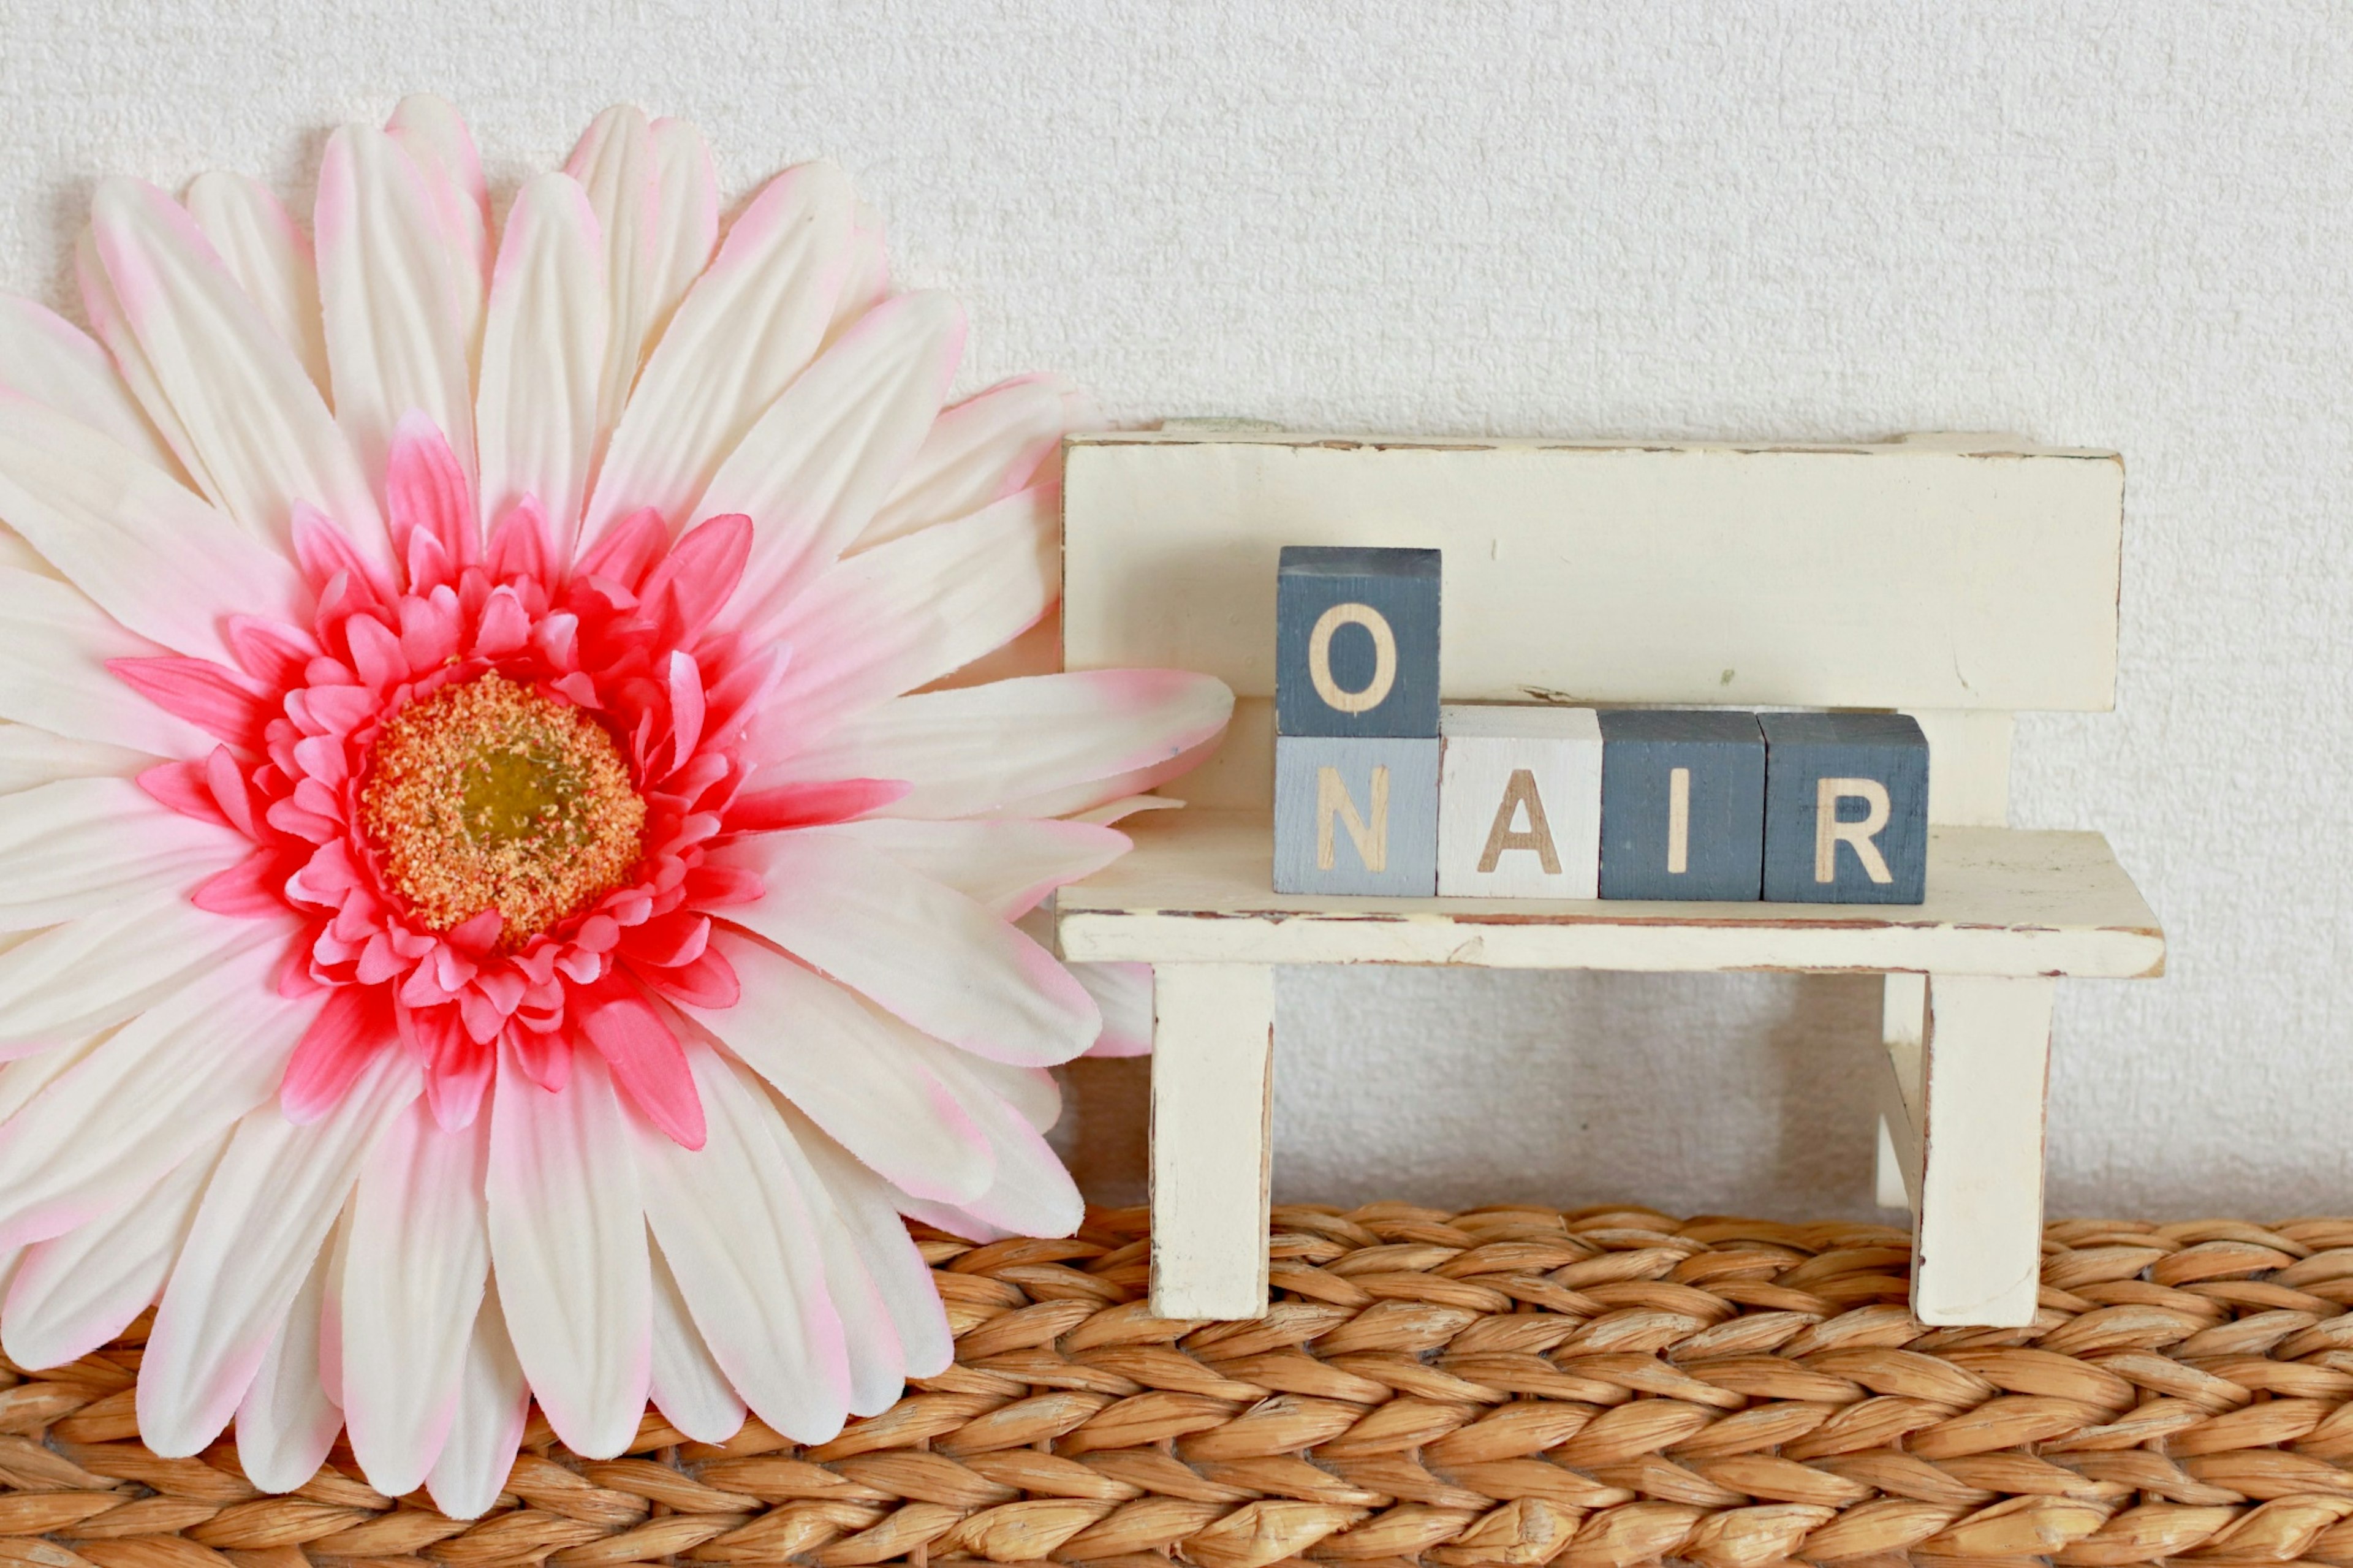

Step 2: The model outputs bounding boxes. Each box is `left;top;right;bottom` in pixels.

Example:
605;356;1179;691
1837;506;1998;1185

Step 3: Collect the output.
1437;704;1603;898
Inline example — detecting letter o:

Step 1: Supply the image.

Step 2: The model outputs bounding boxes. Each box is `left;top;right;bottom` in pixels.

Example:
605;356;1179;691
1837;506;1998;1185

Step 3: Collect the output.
1307;602;1398;714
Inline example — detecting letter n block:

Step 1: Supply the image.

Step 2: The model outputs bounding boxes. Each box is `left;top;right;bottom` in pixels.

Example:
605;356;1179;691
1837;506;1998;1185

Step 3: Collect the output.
1275;546;1441;738
1436;705;1602;898
1597;710;1766;901
1761;712;1930;903
1273;736;1439;896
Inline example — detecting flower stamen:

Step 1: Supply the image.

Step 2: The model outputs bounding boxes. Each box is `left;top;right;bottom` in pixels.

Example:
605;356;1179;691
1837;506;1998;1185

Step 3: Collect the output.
361;673;646;948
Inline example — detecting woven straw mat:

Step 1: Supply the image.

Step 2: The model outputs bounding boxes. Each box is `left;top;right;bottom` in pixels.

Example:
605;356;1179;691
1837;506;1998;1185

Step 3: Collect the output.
7;1204;2353;1568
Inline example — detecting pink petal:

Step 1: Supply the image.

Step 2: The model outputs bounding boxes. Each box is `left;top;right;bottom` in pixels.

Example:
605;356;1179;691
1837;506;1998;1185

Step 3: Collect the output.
487;496;557;583
577;979;705;1149
570;506;665;592
281;985;395;1123
664;651;704;776
509;1023;572;1093
225;616;316;689
724;779;908;834
386;412;480;579
640;512;751;643
628;947;738;1010
193;851;286;917
109;657;269;751
138;759;232;828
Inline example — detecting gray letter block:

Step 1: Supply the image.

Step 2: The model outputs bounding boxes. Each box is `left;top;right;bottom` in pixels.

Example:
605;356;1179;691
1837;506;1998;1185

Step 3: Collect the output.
1760;712;1929;904
1275;545;1441;738
1597;710;1765;901
1273;735;1440;896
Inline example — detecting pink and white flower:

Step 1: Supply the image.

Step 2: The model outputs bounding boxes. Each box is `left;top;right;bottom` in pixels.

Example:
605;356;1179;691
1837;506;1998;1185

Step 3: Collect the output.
0;98;1227;1510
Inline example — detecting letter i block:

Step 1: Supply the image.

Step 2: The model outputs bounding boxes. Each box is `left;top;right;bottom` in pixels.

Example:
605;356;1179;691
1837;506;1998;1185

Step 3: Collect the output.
1437;705;1602;898
1597;711;1766;900
1761;713;1930;904
1273;736;1440;896
1276;546;1441;738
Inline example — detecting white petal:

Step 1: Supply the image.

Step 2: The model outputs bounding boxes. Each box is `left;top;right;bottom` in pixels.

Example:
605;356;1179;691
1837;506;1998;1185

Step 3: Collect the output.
0;777;244;933
341;1101;490;1498
820;210;890;350
0;567;208;756
632;1047;849;1442
578;161;852;548
1073;961;1153;1057
485;1043;648;1458
895;1036;1083;1240
765;671;1233;821
0;939;311;1250
234;1236;342;1491
0;725;148;795
183;172;330;396
723;830;1098;1068
0;297;180;472
2;1127;229;1368
647;1243;744;1444
644;119;719;349
858;375;1077;550
813;818;1127;919
0;1032;102;1123
751;1099;903;1416
75;232;203;485
565;107;659;449
140;1050;418;1455
704;290;965;634
0;892;268;1054
0;395;307;661
683;930;992;1205
85;178;386;565
476;173;607;556
782;1106;953;1381
752;484;1056;740
425;1284;529;1520
384;95;491;363
316;125;478;493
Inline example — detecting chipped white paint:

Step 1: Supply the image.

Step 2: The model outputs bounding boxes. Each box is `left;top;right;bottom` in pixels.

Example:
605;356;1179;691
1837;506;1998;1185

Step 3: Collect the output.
1148;963;1275;1319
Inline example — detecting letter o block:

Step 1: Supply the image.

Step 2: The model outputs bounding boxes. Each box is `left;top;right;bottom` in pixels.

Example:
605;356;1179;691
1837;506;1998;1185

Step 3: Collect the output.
1761;712;1930;903
1276;546;1441;738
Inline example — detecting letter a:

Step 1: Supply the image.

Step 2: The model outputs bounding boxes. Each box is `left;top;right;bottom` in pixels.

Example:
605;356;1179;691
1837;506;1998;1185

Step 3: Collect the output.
1477;768;1560;874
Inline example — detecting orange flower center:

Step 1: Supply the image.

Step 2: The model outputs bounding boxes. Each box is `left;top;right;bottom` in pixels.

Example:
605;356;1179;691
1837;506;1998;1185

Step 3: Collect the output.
360;673;646;948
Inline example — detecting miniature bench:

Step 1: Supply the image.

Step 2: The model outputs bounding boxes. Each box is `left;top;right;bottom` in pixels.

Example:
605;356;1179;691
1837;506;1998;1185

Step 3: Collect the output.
1053;428;2164;1328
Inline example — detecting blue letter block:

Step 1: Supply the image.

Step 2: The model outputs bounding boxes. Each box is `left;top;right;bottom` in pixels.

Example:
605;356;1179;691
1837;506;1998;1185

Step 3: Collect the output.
1273;735;1440;896
1597;710;1765;901
1275;546;1441;738
1760;712;1929;904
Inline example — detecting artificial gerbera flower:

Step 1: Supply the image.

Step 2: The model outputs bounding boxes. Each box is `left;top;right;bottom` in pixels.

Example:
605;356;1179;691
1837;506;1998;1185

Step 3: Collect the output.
0;97;1227;1513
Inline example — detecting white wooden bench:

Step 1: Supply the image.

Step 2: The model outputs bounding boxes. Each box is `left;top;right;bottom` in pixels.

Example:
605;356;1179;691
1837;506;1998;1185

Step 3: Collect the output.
1053;429;2164;1328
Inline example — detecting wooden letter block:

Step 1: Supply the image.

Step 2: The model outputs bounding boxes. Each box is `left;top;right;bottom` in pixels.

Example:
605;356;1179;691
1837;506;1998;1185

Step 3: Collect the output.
1597;710;1765;901
1436;704;1602;898
1762;712;1930;903
1273;735;1439;896
1275;545;1441;738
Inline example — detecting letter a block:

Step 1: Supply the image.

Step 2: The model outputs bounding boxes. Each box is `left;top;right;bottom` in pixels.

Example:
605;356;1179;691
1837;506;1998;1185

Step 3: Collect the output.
1436;705;1602;898
1761;712;1929;903
1597;710;1766;901
1276;546;1441;738
1273;736;1439;896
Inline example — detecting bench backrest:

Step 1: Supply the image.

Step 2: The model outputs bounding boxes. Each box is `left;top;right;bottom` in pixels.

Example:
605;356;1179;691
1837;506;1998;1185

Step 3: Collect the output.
1059;430;2124;824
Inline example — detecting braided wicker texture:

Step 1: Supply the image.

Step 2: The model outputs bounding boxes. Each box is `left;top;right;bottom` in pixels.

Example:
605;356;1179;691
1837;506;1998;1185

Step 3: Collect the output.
11;1205;2353;1568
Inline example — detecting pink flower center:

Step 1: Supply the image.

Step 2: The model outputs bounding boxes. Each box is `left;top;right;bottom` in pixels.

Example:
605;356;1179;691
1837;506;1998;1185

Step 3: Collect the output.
359;672;648;951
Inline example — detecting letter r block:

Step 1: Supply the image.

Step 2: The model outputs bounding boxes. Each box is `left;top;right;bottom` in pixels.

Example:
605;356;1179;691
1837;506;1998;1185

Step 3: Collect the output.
1597;710;1767;901
1760;712;1930;904
1436;705;1602;898
1273;735;1440;896
1275;546;1441;738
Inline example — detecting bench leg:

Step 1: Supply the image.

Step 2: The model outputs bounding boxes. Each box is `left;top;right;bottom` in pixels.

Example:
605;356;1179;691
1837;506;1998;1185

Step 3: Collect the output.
1890;973;2056;1327
1148;963;1275;1320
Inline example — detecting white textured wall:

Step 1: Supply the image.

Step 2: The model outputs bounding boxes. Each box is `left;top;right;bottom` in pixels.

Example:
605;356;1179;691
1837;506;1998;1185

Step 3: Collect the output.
4;1;2347;1220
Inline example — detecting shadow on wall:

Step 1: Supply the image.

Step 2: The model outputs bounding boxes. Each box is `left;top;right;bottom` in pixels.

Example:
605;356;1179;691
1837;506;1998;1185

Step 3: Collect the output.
1051;969;1887;1218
